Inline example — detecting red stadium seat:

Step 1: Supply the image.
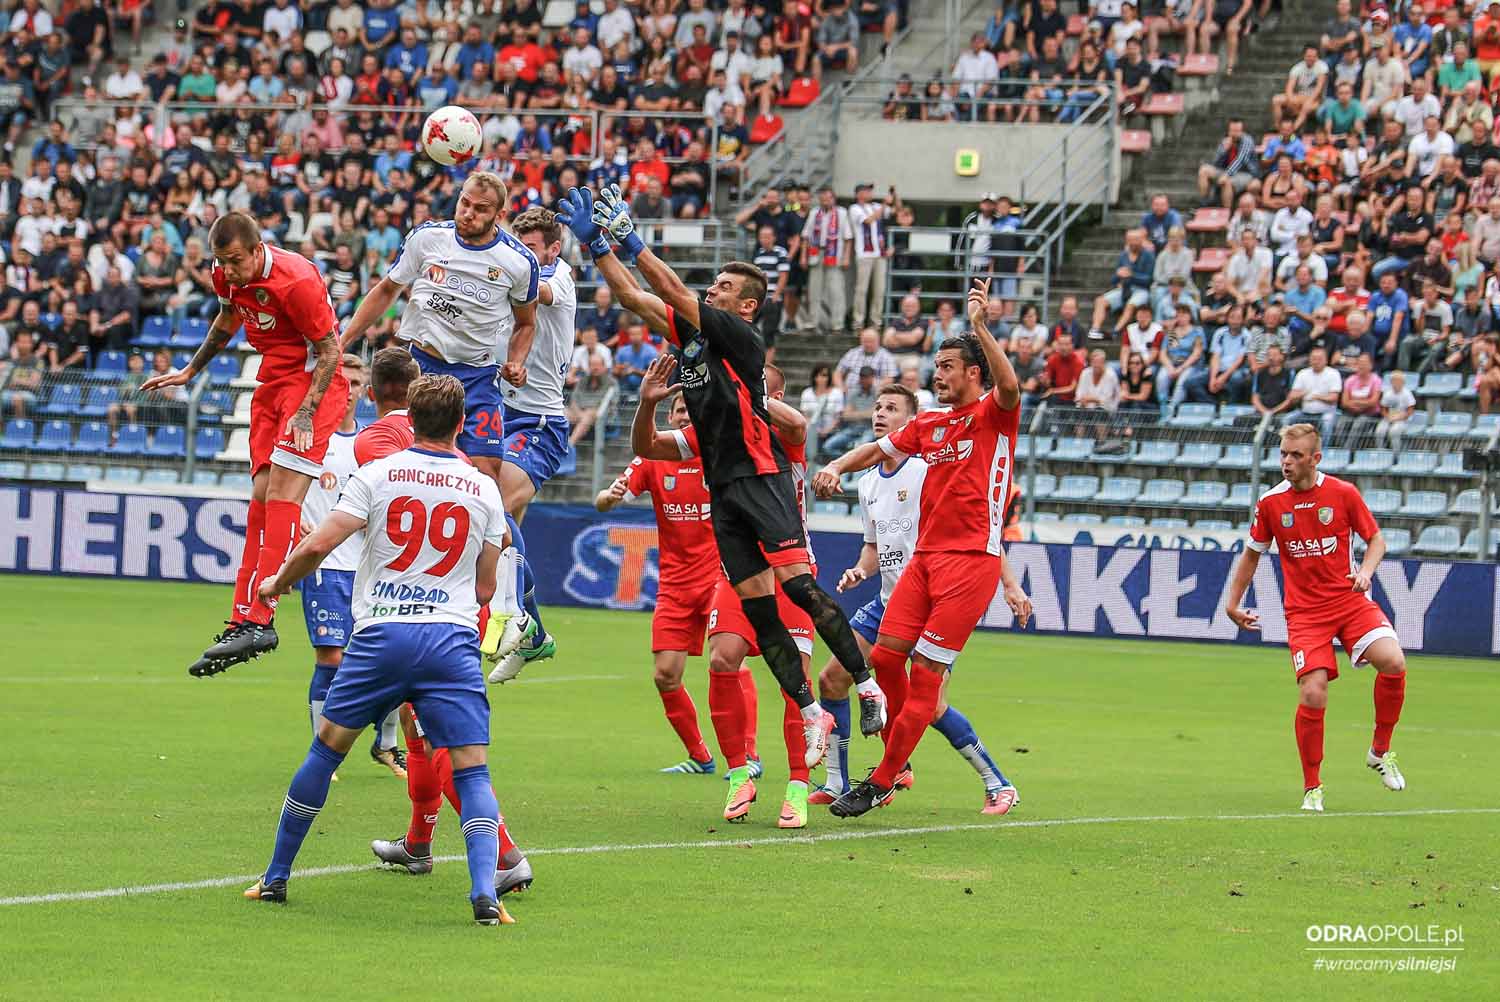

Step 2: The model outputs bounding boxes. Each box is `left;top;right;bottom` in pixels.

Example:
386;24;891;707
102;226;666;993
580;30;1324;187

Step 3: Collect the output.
1186;207;1230;233
1066;14;1086;35
749;113;784;144
779;77;820;108
1120;130;1152;154
1193;247;1231;273
1178;54;1220;76
1141;93;1184;116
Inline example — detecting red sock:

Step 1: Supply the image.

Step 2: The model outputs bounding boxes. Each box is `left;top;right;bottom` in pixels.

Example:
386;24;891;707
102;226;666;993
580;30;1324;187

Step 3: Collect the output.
1372;671;1406;755
871;667;941;788
477;603;490;644
1295;704;1325;790
659;687;711;762
708;670;749;769
246;499;300;625
738;669;759;760
231;499;266;622
404;735;443;849
782;693;810;783
432;747;462;815
496;802;518;858
869;644;910;744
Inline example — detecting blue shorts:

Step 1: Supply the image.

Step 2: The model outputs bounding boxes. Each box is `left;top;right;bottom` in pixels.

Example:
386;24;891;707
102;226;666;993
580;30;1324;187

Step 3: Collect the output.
850;596;885;646
320;622;490;749
411;346;505;458
300;568;354;649
501;404;572;490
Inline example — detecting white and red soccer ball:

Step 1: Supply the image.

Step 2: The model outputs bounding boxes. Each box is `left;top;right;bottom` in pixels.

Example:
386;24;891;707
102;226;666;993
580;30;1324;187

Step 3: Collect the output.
421;106;481;166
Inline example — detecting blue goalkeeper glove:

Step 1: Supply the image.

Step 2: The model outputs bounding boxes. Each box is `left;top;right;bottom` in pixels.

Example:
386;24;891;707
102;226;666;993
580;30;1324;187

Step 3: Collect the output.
592;183;646;259
555;186;611;258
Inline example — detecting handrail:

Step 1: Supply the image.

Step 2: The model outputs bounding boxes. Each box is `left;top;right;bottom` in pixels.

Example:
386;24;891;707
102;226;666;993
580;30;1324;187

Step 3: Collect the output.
1023;400;1048;527
183;371;212;482
589;383;620;495
1248;411;1275;510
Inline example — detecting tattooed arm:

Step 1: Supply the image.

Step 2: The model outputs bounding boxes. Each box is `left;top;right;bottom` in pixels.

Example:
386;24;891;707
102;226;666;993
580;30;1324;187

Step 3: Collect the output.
287;331;342;452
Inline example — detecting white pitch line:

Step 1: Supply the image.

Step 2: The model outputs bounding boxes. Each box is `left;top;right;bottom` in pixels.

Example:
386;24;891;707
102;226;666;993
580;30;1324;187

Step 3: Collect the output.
2;806;1495;908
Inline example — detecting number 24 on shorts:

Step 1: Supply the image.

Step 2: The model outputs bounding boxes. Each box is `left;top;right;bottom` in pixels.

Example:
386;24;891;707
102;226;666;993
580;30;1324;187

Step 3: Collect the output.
474;410;504;439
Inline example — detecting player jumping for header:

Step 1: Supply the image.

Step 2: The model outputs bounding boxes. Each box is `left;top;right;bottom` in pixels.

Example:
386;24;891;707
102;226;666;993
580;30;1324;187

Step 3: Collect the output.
559;183;887;764
1223;422;1409;813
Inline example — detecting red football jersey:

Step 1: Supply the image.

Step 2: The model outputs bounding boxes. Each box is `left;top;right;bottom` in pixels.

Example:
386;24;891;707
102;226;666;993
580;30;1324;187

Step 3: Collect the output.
212;244;338;383
622;454;717;592
879;392;1021;557
1248;472;1380;614
353;410;414;466
670;422;815;564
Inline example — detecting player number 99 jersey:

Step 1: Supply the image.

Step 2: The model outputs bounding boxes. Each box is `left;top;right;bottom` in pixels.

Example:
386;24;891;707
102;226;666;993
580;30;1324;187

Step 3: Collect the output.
335;447;508;635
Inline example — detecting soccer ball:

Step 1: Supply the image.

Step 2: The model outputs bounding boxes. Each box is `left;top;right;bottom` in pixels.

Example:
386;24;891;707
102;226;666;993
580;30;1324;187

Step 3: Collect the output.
421;106;482;166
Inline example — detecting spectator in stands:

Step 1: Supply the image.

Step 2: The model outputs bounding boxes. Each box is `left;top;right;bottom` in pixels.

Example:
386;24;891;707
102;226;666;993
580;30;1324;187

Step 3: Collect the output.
1407;239;1454;299
1247;303;1291;375
107;351;145;437
897;360;935;411
1408;115;1455;182
1281;261;1327;338
135;232;179;318
1395;4;1433;79
1197;0;1251;77
1121;301;1162;372
1361;37;1407;119
1007;302;1047;353
612;323;659;395
1339;352;1384;448
1444;81;1490;148
47;301;88;372
1400;278;1452;372
1041;329;1084;403
1316;81;1365;144
1272;46;1329;132
1285;345;1343;440
1260;154;1308;214
1376;369;1417;449
775;2;813;77
567;350;616;448
1;328;40;417
1186;302;1251;404
802;185;851;335
835;326;898;388
1394;77;1440;141
1367;270;1409;366
751;223;790;349
1226;227;1273;307
883;292;925;359
1372;185;1433;280
1275;234;1327;292
952;31;997;121
1074;347;1120;438
578;286;621;346
821;364;879;457
1251;343;1295;420
1140;193;1181;253
325;244;362;321
1051;294;1089;346
1089;227;1154;337
848;183;890;333
1010;335;1045;408
1446;284;1493;371
1269;186;1313;261
815;0;861;83
88;266;137;352
799;363;844;453
1113;36;1151;118
1227;191;1269;246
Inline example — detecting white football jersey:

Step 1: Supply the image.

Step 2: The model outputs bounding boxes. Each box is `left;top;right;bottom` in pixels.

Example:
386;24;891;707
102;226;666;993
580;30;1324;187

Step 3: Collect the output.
858;457;928;604
388;221;539;366
302;429;362;572
334;447;508;635
502;256;575;416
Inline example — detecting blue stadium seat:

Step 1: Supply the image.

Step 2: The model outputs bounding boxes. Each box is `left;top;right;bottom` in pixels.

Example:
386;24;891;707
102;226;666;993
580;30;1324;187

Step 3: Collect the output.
1453;489;1498;515
39;311;61;332
208;354;241;384
1218;444;1253;469
1029;473;1057;498
1096;476;1142;503
80;386;119;417
1193;519;1234;531
169;325;201;349
1105;515;1147;527
39;383;82;417
1181;481;1228;506
1363;489;1402;516
138;316;173;348
146;425;187;458
141;468;182;485
63;463;102;482
1019;435;1054;458
37;420;72;452
89;351;129;382
1396;491;1447;517
1051;475;1100;502
220;472;254;494
196;390;233;423
1390;451;1438;476
1435;453;1469;478
1425;411;1472;439
1227;482;1253;507
1148;517;1189;529
812;500;848;515
181;317;210;345
0;460;27;478
1032;511;1061;523
1345;449;1394;474
1178;442;1222;466
1460;528;1500;558
1212;404;1254;427
355;397;378;426
1052;437;1093;461
1383;528;1412;556
1416;372;1462;399
1140;478;1186;503
1260;446;1281;470
103;466;143;485
192;469;220;487
71;421;110;454
1;419;36;450
1318;447;1350;473
1411;524;1461;556
1014;434;1032;455
1167;403;1215;428
1133;440;1179;465
194;427;226;459
171;351;194;371
1062;512;1102;525
114;424;148;456
27;461;65;480
1468;414;1500;441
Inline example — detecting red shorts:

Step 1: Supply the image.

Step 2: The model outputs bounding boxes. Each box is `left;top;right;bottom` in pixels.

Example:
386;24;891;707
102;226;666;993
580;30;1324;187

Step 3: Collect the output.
1287;597;1397;681
652;581;718;655
706;574;815;657
249;371;351;477
879;550;1003;666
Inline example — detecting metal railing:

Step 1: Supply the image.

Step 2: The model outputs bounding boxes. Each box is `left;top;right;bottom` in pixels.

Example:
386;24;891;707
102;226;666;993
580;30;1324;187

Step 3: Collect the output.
588;383;620;495
883;223;1051;320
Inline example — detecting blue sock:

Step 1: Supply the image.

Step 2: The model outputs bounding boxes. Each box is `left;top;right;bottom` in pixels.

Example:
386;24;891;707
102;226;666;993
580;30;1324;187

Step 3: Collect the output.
821;697;851;792
265;738;347;883
451;764;501;903
931;706;1009;791
507;514;545;642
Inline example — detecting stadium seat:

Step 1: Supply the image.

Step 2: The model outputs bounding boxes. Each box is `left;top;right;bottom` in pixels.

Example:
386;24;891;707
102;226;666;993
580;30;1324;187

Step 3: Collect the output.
138;316;173;347
1193;519;1233;531
1390;451;1438;476
63;463;102;482
1411;524;1461;556
1218;444;1253;469
1148;517;1189;530
1345;449;1393;473
1453;488;1498;515
1029;472;1058;498
181;317;210;344
1141;92;1183;116
228;328;248;350
141;468;181;486
1383;528;1412;556
1193;246;1230;273
114;424;148;456
89;351;128;382
103;466;143;485
194;428;226;460
169;326;200;349
1096;476;1142;503
146;426;187;458
1052;437;1093;461
1425;412;1472;439
1052;475;1100;501
1363;489;1402;516
779;76;820;108
1134;440;1179;465
192;469;220;486
1181;481;1228;506
1396;491;1448;517
79;386;119;418
1416;372;1462;399
812;500;847;515
1177;442;1222;466
748;113;783;144
1032;511;1061;522
1212;404;1254;427
356;397;377;426
208;355;241;384
27;461;64;480
218;428;252;464
1460;528;1500;558
1166;403;1215;428
1318;447;1350;473
0;459;26;478
1186;207;1230;234
37;420;72;452
1436;452;1469;479
1227;482;1254;508
1178;53;1220;75
1;419;36;450
220;472;254;494
232;356;262;388
1105;515;1147;527
1120;129;1151;154
1403;411;1430;434
1062;512;1102;525
1140;478;1186;503
196;390;234;424
171;352;194;372
224;393;253;427
39;383;82;417
1020;435;1054;457
1468;414;1500;440
71;421;110;454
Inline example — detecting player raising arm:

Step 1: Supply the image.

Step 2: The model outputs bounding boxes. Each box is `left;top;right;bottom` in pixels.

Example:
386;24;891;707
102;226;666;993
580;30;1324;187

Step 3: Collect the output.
142;211;348;675
1222;422;1409;813
811;278;1023;817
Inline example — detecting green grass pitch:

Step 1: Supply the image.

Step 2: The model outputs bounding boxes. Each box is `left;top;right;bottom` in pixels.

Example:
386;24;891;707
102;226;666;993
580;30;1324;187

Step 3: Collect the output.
1;574;1496;1000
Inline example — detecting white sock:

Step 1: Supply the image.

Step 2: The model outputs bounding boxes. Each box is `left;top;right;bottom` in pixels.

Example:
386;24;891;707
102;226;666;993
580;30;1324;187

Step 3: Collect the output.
799;701;824;724
855;677;882;698
379;709;400;749
491;546;521;617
